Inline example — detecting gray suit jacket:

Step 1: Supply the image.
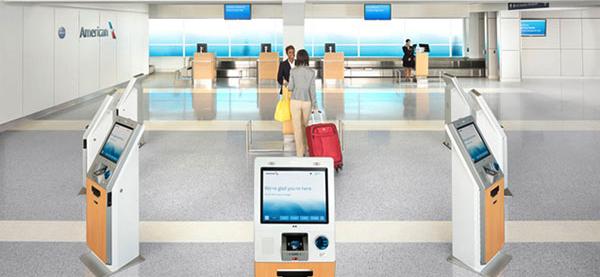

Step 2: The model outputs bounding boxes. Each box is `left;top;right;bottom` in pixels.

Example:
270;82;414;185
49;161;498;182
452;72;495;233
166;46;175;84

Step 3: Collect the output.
287;66;317;109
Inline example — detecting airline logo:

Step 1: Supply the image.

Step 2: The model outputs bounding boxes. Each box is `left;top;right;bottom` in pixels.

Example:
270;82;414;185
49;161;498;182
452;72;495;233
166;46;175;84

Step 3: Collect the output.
58;27;66;39
79;22;116;39
108;21;116;39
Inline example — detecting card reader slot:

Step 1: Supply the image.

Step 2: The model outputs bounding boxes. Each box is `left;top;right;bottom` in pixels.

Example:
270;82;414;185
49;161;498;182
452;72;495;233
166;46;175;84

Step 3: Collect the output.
490;186;499;198
91;186;101;198
277;270;313;277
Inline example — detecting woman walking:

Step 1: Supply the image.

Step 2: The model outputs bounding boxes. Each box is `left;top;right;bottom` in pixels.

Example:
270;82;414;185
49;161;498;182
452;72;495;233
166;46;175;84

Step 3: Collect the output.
287;49;319;157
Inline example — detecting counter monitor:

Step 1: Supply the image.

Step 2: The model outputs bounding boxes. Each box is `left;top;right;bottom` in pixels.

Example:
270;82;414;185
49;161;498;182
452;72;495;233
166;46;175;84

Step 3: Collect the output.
521;19;546;37
261;168;328;224
225;4;251;20
364;4;391;20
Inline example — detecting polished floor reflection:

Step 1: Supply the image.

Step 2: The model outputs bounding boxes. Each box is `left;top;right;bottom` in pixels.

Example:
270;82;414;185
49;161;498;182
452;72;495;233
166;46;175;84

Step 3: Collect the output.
42;73;600;122
2;74;600;276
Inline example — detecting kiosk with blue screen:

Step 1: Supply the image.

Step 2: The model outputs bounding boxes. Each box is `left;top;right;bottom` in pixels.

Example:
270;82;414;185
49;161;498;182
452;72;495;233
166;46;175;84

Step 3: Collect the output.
81;73;145;195
445;116;511;276
80;115;145;276
442;73;511;197
255;157;335;277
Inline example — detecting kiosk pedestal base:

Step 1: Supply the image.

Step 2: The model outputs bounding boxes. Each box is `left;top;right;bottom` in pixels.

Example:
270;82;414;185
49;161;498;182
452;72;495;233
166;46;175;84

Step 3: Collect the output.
80;252;144;277
447;252;511;277
255;262;335;277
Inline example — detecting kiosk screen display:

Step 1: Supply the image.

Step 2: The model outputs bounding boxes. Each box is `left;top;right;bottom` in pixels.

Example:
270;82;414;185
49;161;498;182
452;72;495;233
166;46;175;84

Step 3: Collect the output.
224;4;251;20
100;123;134;163
261;168;328;224
457;123;490;163
364;4;391;20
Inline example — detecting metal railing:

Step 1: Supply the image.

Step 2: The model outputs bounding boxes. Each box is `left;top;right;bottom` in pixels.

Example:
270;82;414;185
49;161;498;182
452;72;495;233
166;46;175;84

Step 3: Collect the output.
246;119;345;154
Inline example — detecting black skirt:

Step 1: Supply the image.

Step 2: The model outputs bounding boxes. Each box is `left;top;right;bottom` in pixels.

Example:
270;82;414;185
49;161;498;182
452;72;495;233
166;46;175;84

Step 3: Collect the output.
403;58;415;68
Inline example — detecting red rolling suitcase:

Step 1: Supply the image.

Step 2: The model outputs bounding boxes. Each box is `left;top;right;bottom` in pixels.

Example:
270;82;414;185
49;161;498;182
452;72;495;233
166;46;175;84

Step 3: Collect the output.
306;112;343;171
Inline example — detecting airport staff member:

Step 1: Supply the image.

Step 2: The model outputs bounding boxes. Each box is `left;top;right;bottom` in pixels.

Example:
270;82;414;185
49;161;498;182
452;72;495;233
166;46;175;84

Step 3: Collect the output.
287;49;318;157
402;39;416;82
277;45;296;94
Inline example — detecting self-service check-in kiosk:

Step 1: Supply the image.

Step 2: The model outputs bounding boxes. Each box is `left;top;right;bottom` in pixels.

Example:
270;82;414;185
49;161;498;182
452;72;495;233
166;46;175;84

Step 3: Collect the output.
442;73;512;196
254;157;335;277
80;116;145;276
81;74;144;195
445;116;511;276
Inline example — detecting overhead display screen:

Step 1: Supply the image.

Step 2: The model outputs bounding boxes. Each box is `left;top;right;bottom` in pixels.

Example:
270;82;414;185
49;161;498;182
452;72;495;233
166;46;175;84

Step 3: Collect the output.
261;168;328;224
100;123;133;163
225;4;251;20
521;19;546;36
364;4;391;20
457;123;490;163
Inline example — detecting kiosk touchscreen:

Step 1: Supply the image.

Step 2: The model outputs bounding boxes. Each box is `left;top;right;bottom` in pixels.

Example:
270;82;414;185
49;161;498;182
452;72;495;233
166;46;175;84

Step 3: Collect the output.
445;116;511;276
81;116;144;276
255;157;335;277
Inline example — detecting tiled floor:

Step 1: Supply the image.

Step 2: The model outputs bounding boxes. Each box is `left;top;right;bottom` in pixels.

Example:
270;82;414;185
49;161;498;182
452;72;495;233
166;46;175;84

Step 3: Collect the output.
2;74;600;276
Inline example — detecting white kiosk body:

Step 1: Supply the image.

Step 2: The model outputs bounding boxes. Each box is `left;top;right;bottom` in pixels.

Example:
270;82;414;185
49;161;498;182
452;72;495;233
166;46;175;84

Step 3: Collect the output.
254;157;335;277
81;74;144;195
446;116;511;276
442;73;511;196
80;116;145;276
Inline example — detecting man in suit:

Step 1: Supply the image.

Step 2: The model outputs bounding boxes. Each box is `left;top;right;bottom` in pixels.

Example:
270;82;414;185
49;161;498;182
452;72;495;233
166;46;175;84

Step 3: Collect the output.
277;45;295;94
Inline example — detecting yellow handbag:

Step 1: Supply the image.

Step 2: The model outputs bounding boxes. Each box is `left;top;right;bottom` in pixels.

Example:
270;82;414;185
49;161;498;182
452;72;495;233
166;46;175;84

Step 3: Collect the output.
274;86;292;122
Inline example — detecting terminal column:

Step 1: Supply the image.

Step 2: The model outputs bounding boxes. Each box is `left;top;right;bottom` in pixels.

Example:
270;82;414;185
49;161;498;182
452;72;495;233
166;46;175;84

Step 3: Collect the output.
282;0;305;50
484;12;499;80
496;10;522;82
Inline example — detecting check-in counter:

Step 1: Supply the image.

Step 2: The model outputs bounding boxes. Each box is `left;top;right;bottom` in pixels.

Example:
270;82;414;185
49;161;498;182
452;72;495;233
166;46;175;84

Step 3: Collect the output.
258;52;280;84
193;52;216;85
323;52;344;86
416;53;429;78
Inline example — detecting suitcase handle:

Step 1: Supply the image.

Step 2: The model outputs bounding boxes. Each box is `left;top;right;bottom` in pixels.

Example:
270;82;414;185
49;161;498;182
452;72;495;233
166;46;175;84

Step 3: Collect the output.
310;111;324;125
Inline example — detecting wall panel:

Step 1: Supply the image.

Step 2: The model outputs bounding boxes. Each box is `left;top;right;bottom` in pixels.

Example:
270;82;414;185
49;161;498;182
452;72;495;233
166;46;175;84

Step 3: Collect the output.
561;49;583;76
582;19;600;49
117;12;132;83
560;19;582;49
79;10;100;96
54;8;80;105
23;6;55;115
521;49;560;76
100;11;118;89
0;2;24;124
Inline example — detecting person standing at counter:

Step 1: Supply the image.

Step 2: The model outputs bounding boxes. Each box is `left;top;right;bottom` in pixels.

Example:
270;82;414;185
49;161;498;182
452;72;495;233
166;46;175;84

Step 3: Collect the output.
402;39;416;82
287;49;319;157
277;45;295;94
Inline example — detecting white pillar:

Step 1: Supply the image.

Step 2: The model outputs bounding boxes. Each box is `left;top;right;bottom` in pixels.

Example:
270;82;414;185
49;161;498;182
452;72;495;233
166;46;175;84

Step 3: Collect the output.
282;0;305;51
468;12;483;59
497;10;521;82
485;12;499;80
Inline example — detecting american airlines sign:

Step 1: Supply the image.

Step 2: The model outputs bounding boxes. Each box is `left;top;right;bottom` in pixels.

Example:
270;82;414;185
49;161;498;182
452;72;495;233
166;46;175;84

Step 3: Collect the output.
79;21;117;39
